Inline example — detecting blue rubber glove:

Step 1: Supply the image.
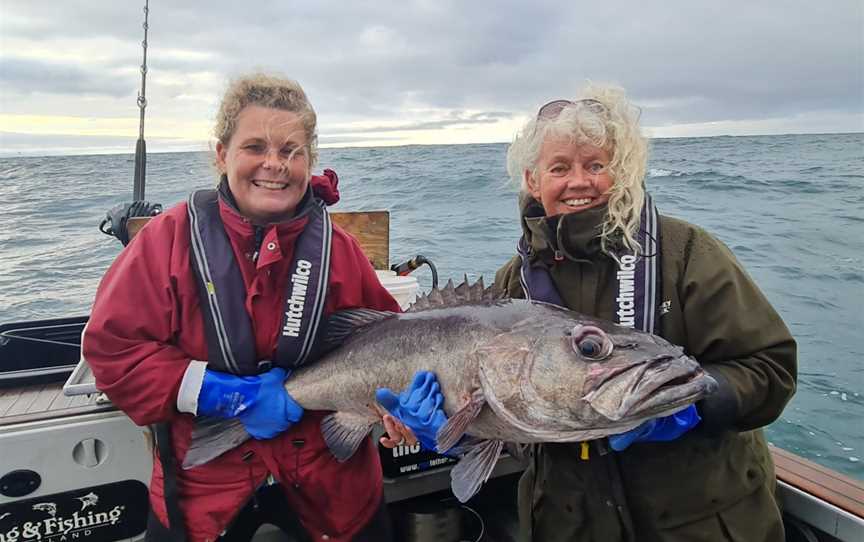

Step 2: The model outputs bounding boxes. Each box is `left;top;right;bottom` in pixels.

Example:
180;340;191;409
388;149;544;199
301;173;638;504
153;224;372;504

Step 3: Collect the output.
608;404;701;452
376;371;449;454
197;367;304;440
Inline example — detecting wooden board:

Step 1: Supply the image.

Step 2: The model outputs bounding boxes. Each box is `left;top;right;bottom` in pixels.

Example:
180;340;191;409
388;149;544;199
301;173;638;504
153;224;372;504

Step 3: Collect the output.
772;446;864;519
126;216;151;241
127;210;390;269
330;210;389;270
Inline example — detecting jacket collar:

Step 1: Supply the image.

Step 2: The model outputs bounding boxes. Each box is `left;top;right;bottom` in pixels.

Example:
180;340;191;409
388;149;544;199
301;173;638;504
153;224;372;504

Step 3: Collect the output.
520;193;611;264
216;175;315;237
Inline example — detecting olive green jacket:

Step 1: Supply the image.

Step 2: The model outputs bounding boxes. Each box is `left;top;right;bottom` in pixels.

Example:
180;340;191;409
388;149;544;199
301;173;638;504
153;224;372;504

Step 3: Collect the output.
495;203;797;542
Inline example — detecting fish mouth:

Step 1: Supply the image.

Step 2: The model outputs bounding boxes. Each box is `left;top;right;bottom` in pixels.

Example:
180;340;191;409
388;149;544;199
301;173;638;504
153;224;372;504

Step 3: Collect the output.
583;355;718;421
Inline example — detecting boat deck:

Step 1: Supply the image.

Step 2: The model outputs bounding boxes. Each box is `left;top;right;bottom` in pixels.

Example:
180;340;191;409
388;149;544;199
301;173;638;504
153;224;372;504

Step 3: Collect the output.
0;382;110;427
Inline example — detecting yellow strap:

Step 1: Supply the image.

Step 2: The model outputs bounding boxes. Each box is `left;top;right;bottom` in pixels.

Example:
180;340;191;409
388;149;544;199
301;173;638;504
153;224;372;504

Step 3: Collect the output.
580;441;590;460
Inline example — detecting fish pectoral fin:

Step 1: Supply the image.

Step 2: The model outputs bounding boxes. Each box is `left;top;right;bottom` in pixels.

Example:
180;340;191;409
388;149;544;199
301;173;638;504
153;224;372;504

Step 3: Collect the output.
182;417;250;470
321;412;376;462
445;435;484;457
450;439;504;503
437;389;486;452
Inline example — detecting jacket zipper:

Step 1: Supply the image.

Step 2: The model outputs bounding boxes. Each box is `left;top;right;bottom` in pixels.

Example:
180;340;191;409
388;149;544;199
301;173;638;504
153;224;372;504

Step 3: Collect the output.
251;226;265;263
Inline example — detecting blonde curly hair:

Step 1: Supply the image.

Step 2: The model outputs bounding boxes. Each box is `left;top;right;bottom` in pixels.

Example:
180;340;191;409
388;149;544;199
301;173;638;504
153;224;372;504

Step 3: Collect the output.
507;83;648;254
214;73;319;169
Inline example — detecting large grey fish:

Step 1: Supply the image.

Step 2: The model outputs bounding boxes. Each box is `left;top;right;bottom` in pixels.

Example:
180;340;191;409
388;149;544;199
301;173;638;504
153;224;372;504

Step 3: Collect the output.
184;280;717;502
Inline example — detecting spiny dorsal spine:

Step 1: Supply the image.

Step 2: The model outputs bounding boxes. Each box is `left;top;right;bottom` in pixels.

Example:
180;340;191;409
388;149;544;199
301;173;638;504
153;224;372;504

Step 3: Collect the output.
407;276;504;312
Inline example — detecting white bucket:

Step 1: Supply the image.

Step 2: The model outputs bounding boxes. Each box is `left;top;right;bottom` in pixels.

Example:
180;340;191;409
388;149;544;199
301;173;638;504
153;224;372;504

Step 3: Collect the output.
376;270;420;310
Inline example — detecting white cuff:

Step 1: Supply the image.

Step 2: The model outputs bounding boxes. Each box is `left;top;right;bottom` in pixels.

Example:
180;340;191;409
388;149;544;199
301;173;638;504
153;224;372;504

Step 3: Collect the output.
177;360;208;415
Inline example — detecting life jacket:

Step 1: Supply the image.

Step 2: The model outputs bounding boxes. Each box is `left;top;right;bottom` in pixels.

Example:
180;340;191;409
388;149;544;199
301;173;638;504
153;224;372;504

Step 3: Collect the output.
517;193;662;334
187;187;332;374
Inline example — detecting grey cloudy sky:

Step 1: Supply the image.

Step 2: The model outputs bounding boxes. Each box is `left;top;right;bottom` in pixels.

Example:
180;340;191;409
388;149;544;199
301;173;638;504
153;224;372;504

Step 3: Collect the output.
1;0;862;155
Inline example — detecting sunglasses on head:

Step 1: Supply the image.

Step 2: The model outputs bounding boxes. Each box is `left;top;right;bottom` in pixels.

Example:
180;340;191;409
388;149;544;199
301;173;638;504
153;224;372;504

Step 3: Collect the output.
537;98;607;120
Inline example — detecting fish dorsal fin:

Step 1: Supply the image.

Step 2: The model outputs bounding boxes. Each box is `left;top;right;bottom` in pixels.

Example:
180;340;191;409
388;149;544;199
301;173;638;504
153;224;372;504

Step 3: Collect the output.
319;308;396;353
408;276;504;312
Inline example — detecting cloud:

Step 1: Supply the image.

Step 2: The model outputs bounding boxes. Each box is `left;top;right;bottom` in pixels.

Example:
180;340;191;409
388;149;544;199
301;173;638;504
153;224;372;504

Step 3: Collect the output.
329;112;515;134
0;0;861;155
0;58;135;98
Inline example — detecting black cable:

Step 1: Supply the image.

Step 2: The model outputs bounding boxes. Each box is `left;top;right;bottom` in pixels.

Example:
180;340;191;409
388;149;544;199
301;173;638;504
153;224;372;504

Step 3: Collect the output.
391;254;438;289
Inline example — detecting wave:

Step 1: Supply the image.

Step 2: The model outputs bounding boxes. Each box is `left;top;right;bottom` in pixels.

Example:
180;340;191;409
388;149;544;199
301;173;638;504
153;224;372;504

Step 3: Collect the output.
648;168;684;178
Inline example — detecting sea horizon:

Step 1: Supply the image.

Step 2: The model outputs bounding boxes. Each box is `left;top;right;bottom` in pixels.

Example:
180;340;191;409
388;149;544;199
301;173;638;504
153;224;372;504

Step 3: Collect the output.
1;130;862;159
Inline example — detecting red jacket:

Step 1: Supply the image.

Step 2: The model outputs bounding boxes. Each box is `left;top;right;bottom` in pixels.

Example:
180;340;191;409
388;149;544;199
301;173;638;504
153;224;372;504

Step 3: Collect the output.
83;196;401;541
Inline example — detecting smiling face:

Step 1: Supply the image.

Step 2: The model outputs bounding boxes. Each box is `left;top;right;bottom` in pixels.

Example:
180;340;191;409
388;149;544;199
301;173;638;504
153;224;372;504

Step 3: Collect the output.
526;136;615;217
216;105;311;224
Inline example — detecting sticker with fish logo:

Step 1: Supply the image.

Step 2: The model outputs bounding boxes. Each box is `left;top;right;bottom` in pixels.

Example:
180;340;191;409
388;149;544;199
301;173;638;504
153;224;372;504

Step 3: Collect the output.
0;480;148;542
76;492;98;511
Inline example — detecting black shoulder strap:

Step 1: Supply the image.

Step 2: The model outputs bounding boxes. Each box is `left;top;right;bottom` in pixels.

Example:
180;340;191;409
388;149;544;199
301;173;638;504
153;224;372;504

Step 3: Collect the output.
151;423;187;541
517;236;565;306
187;189;257;374
615;192;661;334
273;199;332;367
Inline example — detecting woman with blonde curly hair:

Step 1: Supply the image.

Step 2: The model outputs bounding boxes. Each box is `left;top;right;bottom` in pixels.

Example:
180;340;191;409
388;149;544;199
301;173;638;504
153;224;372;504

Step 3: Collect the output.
492;83;797;541
83;73;406;541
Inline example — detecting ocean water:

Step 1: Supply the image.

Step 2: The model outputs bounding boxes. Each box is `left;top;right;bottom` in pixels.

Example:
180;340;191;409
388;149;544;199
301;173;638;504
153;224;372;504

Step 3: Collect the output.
1;133;862;480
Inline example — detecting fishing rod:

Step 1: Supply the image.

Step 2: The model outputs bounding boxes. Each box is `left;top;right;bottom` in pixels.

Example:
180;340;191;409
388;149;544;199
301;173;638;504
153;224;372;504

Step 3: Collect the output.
132;0;150;201
100;0;161;246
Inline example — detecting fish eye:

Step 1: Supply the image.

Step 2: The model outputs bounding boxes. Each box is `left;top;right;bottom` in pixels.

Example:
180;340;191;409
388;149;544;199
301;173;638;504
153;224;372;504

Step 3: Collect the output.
578;337;603;357
569;325;613;360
